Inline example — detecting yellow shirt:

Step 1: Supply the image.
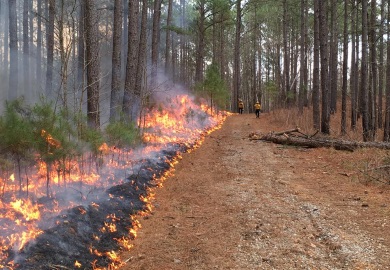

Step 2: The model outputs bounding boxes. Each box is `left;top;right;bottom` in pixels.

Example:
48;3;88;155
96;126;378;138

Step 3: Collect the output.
254;103;261;110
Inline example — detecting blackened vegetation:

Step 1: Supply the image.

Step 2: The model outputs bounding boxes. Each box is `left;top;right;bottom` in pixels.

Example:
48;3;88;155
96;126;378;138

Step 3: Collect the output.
10;143;188;270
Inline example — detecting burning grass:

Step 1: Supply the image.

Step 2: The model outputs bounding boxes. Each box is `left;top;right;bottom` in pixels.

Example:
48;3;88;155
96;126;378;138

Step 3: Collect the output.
0;94;228;269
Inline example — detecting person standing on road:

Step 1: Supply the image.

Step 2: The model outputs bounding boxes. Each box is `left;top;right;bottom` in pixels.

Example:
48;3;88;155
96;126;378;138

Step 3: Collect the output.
238;99;244;114
254;101;261;118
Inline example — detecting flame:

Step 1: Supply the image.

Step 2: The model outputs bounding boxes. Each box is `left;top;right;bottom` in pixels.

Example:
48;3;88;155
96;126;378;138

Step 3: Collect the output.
75;260;82;268
99;142;110;154
115;236;133;250
0;93;228;269
10;199;41;221
41;129;61;149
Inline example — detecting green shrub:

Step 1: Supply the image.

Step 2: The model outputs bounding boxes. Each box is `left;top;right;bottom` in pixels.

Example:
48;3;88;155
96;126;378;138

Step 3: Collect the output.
105;121;141;148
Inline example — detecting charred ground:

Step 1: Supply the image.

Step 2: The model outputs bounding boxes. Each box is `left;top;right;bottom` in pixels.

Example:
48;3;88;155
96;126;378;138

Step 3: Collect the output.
120;112;390;269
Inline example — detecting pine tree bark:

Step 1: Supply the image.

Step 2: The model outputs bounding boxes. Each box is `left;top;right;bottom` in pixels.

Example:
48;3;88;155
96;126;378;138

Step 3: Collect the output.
165;0;173;76
319;0;330;134
151;0;162;88
121;0;128;79
361;0;370;141
110;0;123;122
77;1;85;101
369;0;377;137
135;0;148;110
123;0;139;121
8;0;18;100
298;0;305;114
4;2;9;84
378;0;385;129
350;0;357;129
45;0;55;98
384;1;390;141
84;0;101;129
329;0;338;114
23;0;30;98
282;0;289;107
36;0;42;96
341;0;348;135
195;0;206;84
233;0;241;112
312;0;320;130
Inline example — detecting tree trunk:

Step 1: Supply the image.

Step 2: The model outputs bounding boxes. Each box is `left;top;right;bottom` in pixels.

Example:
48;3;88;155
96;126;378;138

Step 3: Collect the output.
77;1;85;113
135;0;148;110
329;0;338;114
29;0;33;44
378;0;385;129
282;0;290;107
341;0;348;135
84;0;101;129
233;0;241;112
123;0;139;121
303;1;309;107
361;0;370;141
254;131;390;152
151;0;162;88
36;0;42;98
45;0;55;98
195;0;206;84
369;0;377;138
291;29;298;105
58;1;68;107
8;0;18;100
384;1;390;141
312;0;320;130
165;0;173;76
319;0;330;134
179;0;186;84
256;21;262;105
355;0;361;121
4;2;9;90
122;0;128;80
110;0;123;122
350;0;357;129
298;0;305;114
23;0;30;99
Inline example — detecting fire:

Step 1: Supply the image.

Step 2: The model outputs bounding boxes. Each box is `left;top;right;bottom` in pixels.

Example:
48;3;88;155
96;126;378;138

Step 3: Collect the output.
0;93;228;269
10;199;41;221
99;142;110;154
115;236;134;250
103;222;117;233
40;129;61;149
75;260;82;268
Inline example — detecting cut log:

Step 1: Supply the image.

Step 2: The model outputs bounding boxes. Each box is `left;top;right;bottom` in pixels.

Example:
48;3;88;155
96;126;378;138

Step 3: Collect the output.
250;130;390;151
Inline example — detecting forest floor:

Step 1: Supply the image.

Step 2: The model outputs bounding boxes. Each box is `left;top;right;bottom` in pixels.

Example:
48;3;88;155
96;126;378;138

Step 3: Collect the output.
120;111;390;270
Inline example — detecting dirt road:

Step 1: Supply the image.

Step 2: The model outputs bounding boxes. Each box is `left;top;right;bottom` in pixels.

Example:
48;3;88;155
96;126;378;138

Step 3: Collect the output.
121;113;390;269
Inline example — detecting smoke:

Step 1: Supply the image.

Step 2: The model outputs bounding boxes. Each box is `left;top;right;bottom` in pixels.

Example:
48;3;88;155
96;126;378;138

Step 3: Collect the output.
0;70;225;268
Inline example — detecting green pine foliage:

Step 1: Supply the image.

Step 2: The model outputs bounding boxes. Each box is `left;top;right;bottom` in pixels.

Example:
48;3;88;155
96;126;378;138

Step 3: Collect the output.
105;120;141;148
198;63;229;111
0;99;34;194
0;98;146;197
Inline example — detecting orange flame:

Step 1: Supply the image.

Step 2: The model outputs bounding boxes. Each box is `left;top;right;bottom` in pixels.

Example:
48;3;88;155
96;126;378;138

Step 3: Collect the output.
75;260;82;268
0;93;228;268
41;129;61;148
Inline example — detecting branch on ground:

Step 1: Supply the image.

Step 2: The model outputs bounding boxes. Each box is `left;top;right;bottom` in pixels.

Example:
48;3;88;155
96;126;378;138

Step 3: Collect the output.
249;128;390;152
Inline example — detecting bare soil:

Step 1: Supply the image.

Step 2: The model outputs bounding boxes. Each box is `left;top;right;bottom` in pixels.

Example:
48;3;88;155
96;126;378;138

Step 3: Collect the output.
120;113;390;270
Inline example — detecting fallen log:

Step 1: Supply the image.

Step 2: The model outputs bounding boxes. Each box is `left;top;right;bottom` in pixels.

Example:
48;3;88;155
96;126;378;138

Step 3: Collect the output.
250;130;390;151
